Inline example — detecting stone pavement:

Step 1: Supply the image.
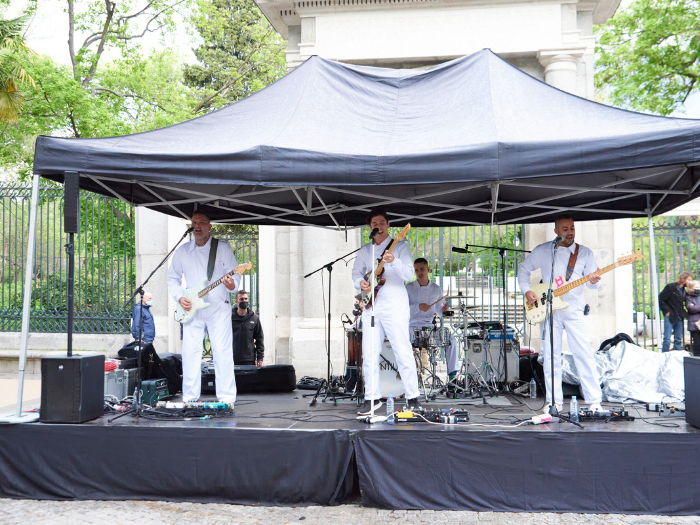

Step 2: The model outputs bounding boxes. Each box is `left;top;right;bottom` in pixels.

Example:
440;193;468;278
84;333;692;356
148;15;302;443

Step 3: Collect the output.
0;374;41;414
1;499;699;525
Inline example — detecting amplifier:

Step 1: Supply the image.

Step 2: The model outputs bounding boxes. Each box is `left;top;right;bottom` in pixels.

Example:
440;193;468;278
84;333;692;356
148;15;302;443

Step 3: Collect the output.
466;338;519;382
488;328;516;341
141;378;169;405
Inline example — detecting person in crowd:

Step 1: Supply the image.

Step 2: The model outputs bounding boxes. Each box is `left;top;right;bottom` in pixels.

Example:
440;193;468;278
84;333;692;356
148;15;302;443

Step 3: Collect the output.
659;271;691;353
406;258;460;381
685;280;700;357
517;214;603;414
231;290;265;367
131;291;155;344
167;211;239;404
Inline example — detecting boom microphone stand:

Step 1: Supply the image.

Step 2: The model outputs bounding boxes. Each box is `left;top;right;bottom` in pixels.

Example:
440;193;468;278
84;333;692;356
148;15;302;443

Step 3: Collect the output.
452;243;530;391
109;226;193;422
304;245;363;406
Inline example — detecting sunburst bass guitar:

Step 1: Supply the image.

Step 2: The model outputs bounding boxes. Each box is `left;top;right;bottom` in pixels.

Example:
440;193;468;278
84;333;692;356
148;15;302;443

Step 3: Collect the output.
175;263;252;324
361;224;411;308
524;253;642;323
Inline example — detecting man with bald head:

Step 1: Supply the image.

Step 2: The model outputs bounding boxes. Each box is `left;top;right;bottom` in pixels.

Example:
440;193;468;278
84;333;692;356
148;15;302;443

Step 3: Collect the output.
167;211;240;405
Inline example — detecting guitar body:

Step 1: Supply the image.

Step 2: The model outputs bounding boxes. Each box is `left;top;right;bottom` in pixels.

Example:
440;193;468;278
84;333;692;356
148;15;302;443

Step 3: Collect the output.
361;266;386;308
174;278;212;324
524;278;570;324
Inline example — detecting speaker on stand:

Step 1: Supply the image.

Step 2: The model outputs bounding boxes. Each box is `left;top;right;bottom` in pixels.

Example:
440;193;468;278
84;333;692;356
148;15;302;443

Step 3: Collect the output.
40;172;103;423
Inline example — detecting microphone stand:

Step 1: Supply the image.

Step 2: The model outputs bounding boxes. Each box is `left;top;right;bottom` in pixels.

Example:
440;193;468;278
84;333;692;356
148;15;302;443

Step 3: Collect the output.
303;245;363;406
110;227;192;422
453;243;530;392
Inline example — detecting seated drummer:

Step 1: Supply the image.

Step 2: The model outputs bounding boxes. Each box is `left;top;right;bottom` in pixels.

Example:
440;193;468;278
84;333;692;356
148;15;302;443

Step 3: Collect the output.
405;258;460;381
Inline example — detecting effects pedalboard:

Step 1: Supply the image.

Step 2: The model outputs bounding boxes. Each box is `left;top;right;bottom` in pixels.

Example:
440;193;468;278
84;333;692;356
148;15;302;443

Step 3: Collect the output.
395;408;470;423
575;407;634;422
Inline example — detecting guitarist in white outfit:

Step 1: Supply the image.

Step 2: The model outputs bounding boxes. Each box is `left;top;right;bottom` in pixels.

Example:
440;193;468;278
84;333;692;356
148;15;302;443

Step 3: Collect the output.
517;214;603;414
352;208;421;416
167;212;240;404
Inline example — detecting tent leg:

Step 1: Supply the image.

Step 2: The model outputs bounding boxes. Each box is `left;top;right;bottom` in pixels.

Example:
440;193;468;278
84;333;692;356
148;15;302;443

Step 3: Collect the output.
647;207;661;352
0;174;41;423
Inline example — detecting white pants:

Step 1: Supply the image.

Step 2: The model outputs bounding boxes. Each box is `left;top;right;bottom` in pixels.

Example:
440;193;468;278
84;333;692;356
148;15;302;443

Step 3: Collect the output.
541;309;602;405
181;302;236;403
363;302;419;401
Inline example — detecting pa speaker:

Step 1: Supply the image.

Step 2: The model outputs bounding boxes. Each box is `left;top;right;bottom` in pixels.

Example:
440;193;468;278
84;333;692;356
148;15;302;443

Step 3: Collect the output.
40;355;104;423
64;171;80;233
684;356;700;429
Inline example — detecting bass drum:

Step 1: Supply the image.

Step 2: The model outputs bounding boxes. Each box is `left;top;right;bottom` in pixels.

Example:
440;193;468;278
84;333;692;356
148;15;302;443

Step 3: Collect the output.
345;328;362;393
378;341;406;399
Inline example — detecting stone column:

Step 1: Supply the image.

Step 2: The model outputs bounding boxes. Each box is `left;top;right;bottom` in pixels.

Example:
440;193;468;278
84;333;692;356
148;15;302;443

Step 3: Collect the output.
537;49;585;95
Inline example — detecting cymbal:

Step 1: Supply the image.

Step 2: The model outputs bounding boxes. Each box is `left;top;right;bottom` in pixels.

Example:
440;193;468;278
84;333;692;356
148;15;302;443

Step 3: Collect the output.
445;295;477;299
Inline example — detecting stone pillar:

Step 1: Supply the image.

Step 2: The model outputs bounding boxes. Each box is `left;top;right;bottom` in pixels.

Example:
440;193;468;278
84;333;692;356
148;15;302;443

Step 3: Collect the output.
537;49;585;94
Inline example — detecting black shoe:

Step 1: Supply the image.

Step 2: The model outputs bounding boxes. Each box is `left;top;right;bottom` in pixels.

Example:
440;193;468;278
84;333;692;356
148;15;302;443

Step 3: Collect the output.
357;399;383;416
406;397;422;412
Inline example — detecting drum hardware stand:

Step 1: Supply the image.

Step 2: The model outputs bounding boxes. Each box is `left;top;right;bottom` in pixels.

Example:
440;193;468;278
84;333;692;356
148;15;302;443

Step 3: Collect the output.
110;226;193;422
453;243;530;392
303;245;363;407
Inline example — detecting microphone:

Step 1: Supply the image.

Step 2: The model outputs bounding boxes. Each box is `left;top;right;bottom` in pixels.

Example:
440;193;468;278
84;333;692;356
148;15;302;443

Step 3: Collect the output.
552;235;564;244
369;228;380;240
186;226;195;233
452;246;468;254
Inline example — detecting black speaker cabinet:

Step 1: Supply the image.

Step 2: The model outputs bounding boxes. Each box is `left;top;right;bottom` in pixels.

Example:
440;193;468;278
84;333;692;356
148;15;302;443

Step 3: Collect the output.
63;171;80;233
40;355;104;423
684;356;700;429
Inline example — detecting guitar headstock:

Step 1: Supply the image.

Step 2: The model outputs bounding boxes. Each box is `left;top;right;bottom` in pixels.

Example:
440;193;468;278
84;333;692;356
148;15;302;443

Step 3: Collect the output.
616;253;643;266
396;223;411;241
235;263;253;274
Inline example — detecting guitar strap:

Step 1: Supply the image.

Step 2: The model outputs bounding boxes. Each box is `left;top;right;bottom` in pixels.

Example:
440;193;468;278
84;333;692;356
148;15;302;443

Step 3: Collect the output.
207;237;219;281
565;244;579;281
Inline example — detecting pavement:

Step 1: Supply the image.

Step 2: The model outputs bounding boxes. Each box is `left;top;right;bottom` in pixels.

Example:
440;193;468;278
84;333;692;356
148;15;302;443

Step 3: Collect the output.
0;374;41;414
1;499;700;524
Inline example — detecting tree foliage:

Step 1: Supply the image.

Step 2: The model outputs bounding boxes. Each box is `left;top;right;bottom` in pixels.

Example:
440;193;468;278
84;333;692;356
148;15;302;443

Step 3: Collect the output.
183;0;286;113
596;0;700;115
0;13;37;122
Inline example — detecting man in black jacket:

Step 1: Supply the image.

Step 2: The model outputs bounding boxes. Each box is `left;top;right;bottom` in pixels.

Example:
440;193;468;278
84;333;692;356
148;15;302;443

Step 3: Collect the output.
659;271;692;352
231;290;265;367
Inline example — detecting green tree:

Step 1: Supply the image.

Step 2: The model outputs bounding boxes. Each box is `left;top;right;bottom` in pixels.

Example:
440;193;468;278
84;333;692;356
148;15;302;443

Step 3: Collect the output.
596;0;700;115
184;0;286;113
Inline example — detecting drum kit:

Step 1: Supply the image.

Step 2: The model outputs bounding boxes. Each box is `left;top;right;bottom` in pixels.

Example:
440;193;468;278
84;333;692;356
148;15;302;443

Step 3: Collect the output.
343;293;520;402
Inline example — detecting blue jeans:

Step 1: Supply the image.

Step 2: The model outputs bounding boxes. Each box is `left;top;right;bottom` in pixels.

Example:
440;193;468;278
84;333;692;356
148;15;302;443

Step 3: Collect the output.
662;315;684;352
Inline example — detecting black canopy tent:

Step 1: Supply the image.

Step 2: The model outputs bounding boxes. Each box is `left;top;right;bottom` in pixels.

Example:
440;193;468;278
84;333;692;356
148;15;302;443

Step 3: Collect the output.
7;49;700;421
32;49;700;228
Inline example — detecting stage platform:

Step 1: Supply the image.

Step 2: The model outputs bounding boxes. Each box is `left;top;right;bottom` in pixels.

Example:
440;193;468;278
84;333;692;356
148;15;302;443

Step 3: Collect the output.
1;391;699;515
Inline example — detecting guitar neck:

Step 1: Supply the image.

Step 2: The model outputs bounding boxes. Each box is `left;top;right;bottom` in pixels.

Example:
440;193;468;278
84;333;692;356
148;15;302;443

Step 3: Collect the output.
374;237;400;277
553;262;617;297
198;270;235;298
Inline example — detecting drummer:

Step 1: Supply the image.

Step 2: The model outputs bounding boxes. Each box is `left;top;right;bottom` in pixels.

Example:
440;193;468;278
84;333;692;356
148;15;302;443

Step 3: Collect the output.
406;258;460;381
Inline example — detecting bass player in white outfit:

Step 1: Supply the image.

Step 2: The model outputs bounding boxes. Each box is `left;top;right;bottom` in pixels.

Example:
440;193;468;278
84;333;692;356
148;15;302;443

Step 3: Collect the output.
517;214;603;414
406;258;460;381
167;212;240;404
352;208;421;416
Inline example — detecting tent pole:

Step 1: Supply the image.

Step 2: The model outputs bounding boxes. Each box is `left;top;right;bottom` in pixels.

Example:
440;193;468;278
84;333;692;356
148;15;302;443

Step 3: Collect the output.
647;203;661;351
0;174;41;422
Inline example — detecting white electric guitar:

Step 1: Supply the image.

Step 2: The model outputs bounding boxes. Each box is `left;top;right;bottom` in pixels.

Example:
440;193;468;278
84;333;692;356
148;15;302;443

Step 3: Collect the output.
524;253;642;324
175;263;252;324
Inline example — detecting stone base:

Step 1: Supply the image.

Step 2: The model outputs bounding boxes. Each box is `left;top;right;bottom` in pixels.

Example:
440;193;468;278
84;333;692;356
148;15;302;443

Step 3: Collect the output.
290;323;346;379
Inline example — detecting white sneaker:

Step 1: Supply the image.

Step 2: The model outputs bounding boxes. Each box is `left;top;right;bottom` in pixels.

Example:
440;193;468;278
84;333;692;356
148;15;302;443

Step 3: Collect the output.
543;403;563;414
588;403;602;413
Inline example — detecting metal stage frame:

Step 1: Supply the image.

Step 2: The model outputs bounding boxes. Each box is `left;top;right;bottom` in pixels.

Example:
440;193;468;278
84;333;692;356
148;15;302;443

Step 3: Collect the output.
1;392;699;514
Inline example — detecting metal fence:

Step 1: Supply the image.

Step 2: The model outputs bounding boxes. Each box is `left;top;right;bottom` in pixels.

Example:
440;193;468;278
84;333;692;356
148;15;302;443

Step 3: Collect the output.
0;184;136;333
632;216;700;348
0;185;261;334
364;224;528;333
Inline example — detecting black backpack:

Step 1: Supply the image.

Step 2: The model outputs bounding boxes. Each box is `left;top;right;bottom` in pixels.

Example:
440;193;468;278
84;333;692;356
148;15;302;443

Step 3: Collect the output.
598;333;635;352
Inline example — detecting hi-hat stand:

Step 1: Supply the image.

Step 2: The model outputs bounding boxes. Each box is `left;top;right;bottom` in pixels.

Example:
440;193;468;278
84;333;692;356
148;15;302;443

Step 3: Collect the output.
452;243;530;392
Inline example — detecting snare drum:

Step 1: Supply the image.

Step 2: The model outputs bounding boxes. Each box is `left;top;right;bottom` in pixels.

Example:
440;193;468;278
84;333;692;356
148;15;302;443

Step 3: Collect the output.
411;326;432;348
428;327;452;348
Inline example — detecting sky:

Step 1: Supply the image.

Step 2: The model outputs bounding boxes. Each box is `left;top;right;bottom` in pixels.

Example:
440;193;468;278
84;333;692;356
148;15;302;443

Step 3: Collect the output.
10;0;700;119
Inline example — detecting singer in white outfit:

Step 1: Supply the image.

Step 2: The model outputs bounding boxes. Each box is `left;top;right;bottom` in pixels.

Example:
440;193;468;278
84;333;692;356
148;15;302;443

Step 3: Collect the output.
352;208;421;415
406;258;460;379
167;212;240;404
517;214;603;414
